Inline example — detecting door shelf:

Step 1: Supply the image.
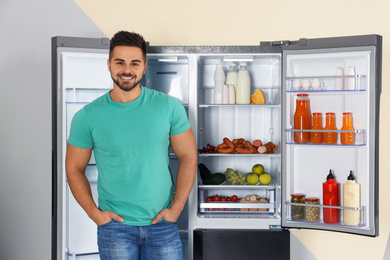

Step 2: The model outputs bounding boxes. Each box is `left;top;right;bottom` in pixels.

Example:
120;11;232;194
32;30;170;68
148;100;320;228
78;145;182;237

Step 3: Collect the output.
285;75;367;92
285;201;366;227
285;128;366;146
198;152;280;157
199;104;281;108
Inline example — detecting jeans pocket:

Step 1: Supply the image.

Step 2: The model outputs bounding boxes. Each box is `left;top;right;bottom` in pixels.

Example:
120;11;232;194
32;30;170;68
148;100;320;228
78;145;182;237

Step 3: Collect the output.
98;219;114;227
162;219;177;224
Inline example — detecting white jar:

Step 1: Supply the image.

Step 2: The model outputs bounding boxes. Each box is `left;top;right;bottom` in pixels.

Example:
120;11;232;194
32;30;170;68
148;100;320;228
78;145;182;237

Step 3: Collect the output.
235;63;251;104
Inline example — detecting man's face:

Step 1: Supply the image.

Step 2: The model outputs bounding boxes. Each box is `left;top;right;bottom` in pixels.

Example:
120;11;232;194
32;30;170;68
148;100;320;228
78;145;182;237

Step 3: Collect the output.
107;46;147;92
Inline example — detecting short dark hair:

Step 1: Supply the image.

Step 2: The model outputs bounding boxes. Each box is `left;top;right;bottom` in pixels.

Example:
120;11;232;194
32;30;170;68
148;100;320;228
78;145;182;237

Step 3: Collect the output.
109;31;147;60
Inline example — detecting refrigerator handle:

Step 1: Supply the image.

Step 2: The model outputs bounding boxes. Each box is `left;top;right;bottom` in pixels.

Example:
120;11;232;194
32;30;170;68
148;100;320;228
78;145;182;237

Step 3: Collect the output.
260;40;299;46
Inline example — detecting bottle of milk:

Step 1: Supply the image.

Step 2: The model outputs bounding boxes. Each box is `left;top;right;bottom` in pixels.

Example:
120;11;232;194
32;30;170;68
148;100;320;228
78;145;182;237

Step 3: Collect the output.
235;63;251;104
226;64;238;90
214;64;225;104
343;171;361;226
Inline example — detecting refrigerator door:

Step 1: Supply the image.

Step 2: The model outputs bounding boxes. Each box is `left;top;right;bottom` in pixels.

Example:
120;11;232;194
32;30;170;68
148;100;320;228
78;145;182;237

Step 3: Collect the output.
52;36;111;260
281;35;382;236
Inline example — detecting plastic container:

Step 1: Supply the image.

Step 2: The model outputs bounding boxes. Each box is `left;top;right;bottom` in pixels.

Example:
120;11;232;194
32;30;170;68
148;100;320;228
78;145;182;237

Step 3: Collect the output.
335;67;344;90
291;194;305;220
226;64;237;89
343;171;361;226
310;112;323;144
214;65;225;104
235;63;251;104
323;113;337;144
228;84;235;104
323;170;340;224
305;197;320;222
293;94;311;143
341;112;355;144
222;84;229;104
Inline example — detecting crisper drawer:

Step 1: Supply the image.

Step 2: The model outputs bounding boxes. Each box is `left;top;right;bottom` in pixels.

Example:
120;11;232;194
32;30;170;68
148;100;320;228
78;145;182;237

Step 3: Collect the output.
198;184;276;215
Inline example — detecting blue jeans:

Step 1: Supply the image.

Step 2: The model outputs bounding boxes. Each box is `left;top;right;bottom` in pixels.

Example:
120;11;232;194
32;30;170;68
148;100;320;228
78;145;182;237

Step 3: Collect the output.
97;220;183;260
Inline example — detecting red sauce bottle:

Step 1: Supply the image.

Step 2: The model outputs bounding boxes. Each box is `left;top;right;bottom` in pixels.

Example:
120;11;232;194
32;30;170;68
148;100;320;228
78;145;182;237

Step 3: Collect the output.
322;170;340;224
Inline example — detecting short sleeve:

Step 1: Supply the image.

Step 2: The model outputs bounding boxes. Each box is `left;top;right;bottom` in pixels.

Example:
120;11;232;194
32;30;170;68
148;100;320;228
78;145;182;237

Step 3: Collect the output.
68;108;94;149
170;98;191;136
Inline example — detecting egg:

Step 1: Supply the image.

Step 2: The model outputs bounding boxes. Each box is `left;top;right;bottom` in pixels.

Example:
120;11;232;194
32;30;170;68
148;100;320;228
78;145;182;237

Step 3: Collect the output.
293;79;302;90
302;79;311;90
311;78;321;90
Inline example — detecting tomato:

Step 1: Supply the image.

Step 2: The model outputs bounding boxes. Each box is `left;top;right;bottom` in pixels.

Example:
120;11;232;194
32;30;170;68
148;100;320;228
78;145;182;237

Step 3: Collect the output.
227;197;232;201
205;196;212;202
220;196;228;202
231;195;238;202
212;195;220;201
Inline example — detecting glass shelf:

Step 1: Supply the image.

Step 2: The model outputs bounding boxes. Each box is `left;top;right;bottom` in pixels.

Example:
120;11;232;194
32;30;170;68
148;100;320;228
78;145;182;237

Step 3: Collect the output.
285;75;367;92
285;128;366;146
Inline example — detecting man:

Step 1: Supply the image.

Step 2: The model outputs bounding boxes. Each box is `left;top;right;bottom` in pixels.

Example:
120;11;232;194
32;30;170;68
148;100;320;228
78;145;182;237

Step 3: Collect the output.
65;30;197;260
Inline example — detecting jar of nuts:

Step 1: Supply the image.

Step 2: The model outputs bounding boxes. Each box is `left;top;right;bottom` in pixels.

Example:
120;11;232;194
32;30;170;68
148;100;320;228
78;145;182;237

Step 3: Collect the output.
291;194;305;220
305;197;319;222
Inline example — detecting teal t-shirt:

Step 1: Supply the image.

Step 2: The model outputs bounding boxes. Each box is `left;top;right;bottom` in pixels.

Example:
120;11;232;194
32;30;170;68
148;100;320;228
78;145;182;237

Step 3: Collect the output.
68;87;191;226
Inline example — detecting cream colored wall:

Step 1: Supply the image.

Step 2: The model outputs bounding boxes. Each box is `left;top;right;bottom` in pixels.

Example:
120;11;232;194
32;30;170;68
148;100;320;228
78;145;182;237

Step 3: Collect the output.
74;0;390;259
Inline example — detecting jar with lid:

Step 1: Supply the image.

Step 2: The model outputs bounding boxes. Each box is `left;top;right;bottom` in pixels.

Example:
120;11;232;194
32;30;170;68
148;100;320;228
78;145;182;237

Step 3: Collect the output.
293;94;311;143
310;112;323;144
341;112;355;144
305;197;320;222
291;194;305;220
324;112;337;144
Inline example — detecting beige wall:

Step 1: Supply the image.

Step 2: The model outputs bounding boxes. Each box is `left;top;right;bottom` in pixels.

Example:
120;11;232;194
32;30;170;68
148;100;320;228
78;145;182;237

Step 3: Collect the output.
74;0;389;259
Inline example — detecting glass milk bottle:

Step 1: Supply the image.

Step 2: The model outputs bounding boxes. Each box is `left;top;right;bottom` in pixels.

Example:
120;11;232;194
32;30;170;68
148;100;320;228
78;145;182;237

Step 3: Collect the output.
226;64;238;90
214;64;225;104
235;63;251;104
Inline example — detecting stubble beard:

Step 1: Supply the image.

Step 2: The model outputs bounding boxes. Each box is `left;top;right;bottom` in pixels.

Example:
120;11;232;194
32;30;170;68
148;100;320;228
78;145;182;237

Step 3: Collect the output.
111;73;144;92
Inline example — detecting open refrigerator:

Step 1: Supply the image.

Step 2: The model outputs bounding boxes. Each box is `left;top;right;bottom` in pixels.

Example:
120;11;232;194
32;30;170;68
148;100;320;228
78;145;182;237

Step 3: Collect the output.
52;34;381;260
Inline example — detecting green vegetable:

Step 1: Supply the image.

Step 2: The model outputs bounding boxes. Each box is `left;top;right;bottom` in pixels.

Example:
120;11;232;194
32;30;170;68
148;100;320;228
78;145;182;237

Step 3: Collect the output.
198;163;213;180
202;173;226;185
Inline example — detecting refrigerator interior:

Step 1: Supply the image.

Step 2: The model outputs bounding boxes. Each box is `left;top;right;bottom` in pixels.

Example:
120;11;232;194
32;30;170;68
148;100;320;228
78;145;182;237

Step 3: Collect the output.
282;47;377;235
60;51;192;259
195;53;283;229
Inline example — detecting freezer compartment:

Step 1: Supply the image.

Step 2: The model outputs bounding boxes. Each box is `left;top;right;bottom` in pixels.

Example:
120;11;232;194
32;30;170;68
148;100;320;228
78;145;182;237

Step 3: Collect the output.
285;202;366;226
194;229;290;260
142;55;189;104
198;54;281;105
198;184;276;215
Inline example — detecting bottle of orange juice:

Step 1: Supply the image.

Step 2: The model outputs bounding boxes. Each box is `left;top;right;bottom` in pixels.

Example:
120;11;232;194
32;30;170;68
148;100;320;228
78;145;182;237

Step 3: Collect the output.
324;113;337;144
310;112;323;144
294;94;311;143
341;112;355;144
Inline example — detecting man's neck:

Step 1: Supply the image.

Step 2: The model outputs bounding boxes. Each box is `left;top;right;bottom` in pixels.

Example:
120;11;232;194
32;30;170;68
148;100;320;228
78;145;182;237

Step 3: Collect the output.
110;85;142;103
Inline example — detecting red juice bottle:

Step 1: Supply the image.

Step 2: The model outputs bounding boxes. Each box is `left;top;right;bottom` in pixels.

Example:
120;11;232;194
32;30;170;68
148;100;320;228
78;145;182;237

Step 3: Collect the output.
322;170;340;224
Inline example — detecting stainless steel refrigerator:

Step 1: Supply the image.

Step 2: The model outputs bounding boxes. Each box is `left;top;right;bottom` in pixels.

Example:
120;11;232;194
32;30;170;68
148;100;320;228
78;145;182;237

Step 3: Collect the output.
52;34;381;260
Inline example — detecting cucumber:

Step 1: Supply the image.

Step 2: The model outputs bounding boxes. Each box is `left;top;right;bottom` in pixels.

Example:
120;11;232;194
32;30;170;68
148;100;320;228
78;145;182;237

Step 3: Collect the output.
198;163;213;180
202;172;226;185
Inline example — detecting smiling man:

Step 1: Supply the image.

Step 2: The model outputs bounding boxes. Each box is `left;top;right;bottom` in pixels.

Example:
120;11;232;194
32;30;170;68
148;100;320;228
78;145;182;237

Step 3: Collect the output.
65;31;197;260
